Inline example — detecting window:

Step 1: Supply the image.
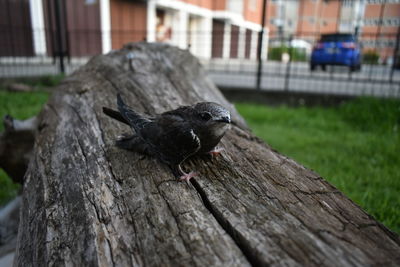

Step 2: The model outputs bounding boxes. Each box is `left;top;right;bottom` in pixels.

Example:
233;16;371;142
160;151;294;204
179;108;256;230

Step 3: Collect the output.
249;0;257;11
342;0;354;6
367;0;400;3
320;34;355;42
227;0;244;14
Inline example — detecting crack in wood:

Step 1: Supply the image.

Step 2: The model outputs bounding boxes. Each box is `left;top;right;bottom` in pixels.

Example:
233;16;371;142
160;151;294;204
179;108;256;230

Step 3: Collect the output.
189;178;264;267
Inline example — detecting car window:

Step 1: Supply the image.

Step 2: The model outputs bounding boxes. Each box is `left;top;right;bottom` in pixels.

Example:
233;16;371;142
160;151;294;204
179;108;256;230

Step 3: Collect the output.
320;34;354;42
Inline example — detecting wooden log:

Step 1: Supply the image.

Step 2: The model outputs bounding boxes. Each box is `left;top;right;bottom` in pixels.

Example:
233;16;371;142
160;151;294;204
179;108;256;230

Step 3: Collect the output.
15;43;400;266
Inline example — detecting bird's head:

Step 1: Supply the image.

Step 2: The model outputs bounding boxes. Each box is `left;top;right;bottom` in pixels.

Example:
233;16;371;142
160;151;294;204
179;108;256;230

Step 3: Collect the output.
193;102;231;134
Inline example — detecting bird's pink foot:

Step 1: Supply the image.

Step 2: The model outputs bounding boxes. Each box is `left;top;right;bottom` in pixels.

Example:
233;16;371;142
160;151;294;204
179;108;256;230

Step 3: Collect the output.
116;133;131;141
208;147;224;158
179;171;197;183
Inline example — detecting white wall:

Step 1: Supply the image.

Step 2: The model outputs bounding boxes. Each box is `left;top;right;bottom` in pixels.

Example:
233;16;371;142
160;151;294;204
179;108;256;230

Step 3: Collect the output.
148;0;213;58
29;0;46;55
227;0;244;15
100;0;111;53
147;0;157;42
223;23;231;59
145;0;264;60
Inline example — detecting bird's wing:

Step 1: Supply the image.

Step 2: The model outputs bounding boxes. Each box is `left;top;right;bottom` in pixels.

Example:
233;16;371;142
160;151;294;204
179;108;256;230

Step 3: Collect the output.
117;94;152;134
140;114;201;165
161;106;193;118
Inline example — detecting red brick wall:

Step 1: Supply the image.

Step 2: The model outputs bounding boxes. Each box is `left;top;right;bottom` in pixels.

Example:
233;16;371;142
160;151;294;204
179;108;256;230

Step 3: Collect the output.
181;0;213;10
212;0;226;10
243;0;263;24
361;3;400;61
296;0;340;36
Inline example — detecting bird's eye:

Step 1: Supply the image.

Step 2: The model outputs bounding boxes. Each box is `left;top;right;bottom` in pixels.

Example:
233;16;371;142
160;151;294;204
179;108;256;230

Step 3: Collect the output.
200;112;212;121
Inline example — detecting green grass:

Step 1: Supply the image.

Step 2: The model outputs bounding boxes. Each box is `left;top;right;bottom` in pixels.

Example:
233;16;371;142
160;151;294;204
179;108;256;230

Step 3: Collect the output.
0;89;50;205
0;90;50;131
0;74;62;205
236;98;400;234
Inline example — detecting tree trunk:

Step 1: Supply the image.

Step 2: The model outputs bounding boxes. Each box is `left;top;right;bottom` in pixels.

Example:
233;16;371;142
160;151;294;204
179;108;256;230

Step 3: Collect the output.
15;43;399;266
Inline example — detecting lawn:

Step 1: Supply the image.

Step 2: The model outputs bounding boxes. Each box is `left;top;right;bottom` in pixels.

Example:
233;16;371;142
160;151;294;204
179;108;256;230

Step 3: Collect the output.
0;76;59;205
236;99;400;234
0;85;398;234
0;90;49;204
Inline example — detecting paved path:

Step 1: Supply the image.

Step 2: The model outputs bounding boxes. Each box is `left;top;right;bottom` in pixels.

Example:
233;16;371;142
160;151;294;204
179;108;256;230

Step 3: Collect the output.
1;59;399;98
208;72;400;98
0;252;14;267
205;60;400;98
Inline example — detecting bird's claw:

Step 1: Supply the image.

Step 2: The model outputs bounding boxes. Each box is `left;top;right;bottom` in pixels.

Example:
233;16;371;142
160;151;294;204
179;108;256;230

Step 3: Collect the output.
208;147;224;158
117;133;131;141
179;171;197;183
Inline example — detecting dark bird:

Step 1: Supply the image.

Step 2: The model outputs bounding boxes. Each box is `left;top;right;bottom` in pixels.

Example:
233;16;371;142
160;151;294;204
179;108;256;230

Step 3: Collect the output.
103;94;231;182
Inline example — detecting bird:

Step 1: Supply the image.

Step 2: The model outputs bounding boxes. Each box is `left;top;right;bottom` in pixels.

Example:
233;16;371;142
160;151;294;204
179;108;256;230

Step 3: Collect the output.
103;94;231;182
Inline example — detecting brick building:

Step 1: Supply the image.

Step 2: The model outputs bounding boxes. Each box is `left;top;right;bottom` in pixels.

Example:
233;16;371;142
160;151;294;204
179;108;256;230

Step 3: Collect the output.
266;0;399;61
0;0;269;60
267;0;342;39
362;0;400;61
1;0;398;61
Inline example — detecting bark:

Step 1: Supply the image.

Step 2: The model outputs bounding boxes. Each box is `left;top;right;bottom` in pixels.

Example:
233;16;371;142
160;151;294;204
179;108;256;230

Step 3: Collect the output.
15;43;400;267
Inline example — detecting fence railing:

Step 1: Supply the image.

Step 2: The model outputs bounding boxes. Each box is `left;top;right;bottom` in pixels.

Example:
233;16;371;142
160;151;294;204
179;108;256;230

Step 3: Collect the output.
1;18;399;98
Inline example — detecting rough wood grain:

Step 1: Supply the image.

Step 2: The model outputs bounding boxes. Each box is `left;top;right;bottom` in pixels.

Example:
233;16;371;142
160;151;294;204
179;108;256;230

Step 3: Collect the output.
15;43;400;267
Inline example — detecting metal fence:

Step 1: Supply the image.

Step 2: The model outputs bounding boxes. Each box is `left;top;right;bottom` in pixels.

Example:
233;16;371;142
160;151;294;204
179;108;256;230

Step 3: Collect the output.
207;31;400;98
1;0;399;99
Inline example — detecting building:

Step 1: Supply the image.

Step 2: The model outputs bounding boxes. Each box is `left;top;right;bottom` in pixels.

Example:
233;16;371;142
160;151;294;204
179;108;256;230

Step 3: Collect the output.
0;0;106;58
266;0;342;40
267;0;299;37
338;0;365;34
1;0;398;62
362;0;400;62
0;0;269;61
143;0;267;59
266;0;399;62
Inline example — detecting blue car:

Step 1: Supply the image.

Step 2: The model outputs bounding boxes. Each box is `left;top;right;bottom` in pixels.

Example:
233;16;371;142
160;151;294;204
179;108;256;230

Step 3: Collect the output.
310;33;362;72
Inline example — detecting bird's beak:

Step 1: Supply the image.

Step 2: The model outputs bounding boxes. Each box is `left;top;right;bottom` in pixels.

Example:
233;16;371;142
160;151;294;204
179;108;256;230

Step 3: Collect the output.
216;116;231;124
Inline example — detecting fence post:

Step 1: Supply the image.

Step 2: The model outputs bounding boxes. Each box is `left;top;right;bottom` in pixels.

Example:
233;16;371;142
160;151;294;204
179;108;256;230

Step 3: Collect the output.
54;0;65;73
256;0;267;90
284;35;293;92
390;26;400;83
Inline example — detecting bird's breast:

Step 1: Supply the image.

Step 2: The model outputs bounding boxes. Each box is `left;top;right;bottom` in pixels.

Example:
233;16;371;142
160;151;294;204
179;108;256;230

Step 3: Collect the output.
195;124;230;153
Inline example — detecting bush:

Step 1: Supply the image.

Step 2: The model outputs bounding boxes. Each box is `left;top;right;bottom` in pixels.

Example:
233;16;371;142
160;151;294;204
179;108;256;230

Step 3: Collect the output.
268;46;307;62
268;46;286;61
363;50;379;65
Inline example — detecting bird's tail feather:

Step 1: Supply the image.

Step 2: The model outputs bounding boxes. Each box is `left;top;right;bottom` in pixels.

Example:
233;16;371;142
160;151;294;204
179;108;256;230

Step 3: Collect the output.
117;93;151;132
102;107;129;125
